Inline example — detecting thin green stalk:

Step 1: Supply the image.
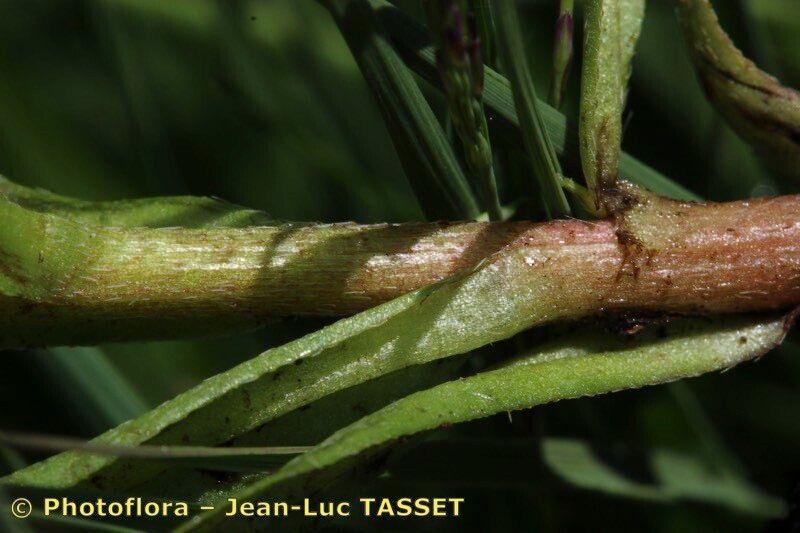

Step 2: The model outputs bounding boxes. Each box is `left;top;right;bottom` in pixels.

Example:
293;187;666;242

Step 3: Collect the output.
424;0;503;220
494;0;571;219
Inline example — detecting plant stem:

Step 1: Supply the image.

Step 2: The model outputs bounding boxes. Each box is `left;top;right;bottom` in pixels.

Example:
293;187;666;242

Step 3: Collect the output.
2;191;799;348
675;0;800;181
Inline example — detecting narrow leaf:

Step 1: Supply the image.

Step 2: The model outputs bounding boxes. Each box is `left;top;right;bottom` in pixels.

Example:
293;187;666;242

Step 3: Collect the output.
325;0;480;220
181;314;792;530
494;0;571;219
579;0;645;213
651;448;784;516
542;438;669;502
371;0;697;201
0;176;274;228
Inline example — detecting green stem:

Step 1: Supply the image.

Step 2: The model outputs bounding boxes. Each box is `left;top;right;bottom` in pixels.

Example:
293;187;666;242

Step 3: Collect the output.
1;185;800;348
675;0;800;181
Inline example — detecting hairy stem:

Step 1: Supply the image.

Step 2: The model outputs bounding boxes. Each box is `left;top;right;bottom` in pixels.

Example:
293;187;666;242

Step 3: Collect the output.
675;0;800;181
1;191;799;348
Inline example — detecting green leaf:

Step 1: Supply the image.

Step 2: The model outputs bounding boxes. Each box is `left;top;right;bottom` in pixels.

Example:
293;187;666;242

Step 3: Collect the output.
494;0;571;219
8;215;628;488
180;313;791;530
3;283;441;488
542;438;783;517
371;0;697;201
325;0;480;220
17;192;780;489
542;438;668;501
32;348;149;432
651;448;784;516
124;355;470;504
0;175;274;228
579;0;645;212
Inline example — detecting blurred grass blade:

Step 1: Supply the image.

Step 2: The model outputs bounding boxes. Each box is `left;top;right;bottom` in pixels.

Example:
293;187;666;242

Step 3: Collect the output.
181;313;792;530
370;0;697;201
650;448;783;516
35;348;148;432
325;0;480;220
0;447;25;473
424;0;503;220
542;438;671;501
468;0;496;67
668;381;746;478
675;0;800;181
551;0;574;108
580;0;645;213
494;0;571;219
542;438;783;516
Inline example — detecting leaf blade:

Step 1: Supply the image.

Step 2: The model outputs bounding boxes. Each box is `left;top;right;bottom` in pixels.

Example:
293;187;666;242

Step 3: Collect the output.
579;0;645;212
494;0;571;219
181;313;792;530
326;0;480;220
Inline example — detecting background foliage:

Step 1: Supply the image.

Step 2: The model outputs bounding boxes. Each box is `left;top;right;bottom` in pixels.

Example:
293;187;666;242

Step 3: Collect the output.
0;0;798;531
